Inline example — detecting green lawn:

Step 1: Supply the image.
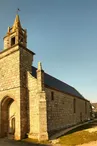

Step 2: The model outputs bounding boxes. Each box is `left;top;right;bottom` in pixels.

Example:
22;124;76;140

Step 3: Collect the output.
58;120;97;146
22;120;97;146
59;130;97;145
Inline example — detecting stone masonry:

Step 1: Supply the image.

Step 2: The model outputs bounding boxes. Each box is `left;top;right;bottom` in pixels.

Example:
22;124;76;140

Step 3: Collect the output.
0;15;91;141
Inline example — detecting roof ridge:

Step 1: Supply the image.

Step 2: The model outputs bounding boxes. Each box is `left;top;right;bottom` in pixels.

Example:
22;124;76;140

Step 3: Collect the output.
32;66;84;99
32;66;74;89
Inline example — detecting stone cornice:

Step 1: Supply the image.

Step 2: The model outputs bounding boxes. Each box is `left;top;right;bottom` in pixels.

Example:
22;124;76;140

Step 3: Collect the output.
0;43;35;60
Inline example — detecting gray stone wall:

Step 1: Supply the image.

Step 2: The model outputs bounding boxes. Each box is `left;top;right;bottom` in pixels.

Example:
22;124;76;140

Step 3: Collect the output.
45;87;90;133
0;45;34;140
0;46;20;90
0;44;91;141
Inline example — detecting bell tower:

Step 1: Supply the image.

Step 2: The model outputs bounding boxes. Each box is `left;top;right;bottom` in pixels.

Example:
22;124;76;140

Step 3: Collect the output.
3;15;27;50
0;15;35;140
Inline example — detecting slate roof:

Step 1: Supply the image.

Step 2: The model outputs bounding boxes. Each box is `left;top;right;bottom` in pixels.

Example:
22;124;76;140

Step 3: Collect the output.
32;66;84;99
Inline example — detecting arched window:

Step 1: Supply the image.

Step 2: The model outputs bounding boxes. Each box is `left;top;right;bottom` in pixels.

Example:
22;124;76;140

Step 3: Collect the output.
11;117;15;134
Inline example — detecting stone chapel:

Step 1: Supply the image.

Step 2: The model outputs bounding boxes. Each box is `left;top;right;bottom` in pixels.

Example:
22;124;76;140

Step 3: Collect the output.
0;15;90;141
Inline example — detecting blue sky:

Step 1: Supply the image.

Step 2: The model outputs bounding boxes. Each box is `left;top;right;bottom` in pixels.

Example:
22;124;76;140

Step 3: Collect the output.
0;0;97;102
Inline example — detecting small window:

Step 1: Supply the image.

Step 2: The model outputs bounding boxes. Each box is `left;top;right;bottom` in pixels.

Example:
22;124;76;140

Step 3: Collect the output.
51;91;54;100
73;98;76;113
85;101;87;114
11;37;15;46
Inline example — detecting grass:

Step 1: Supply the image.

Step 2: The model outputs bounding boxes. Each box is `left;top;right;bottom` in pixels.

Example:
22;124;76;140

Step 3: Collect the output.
59;130;97;145
58;120;97;146
22;120;97;146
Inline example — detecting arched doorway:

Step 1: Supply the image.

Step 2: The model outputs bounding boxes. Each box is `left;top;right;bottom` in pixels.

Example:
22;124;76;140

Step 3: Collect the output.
1;96;16;138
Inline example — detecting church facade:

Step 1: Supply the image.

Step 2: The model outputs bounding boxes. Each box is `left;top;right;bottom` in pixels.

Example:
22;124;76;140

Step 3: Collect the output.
0;15;90;141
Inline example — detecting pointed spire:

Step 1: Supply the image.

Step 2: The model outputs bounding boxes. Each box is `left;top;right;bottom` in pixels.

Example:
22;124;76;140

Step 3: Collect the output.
12;14;22;32
7;27;10;33
38;62;42;70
